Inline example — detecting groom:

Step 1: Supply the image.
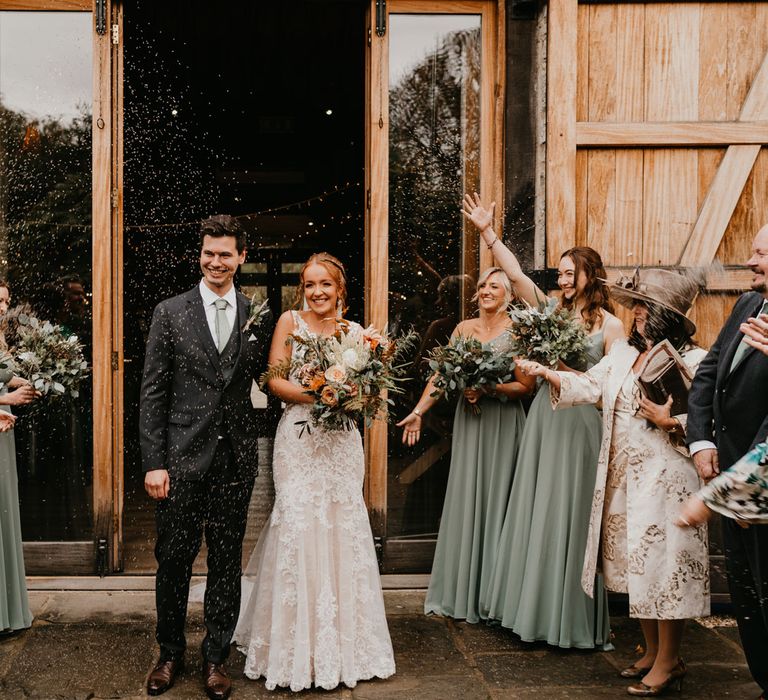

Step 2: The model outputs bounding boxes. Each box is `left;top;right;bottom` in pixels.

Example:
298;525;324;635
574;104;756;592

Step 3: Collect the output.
140;215;272;699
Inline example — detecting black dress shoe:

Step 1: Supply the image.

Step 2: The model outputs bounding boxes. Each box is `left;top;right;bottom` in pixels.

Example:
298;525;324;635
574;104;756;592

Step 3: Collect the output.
147;658;183;696
203;661;232;700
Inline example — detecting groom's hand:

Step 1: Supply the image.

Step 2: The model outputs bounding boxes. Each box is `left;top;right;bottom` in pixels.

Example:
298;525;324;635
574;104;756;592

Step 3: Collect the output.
145;469;170;500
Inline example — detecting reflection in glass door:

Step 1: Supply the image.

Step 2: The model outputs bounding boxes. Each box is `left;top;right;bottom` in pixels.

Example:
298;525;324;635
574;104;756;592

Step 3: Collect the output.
0;9;94;570
367;1;499;573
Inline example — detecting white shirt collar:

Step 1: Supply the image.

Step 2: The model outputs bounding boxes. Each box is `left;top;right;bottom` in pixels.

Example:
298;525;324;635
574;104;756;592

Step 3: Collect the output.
198;279;237;308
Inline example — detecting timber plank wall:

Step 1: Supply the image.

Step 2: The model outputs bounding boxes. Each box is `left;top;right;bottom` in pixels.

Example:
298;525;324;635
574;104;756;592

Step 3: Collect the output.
547;0;768;348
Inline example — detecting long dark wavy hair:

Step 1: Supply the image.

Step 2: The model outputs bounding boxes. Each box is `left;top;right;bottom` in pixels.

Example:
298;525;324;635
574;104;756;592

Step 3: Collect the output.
558;246;613;331
628;302;693;353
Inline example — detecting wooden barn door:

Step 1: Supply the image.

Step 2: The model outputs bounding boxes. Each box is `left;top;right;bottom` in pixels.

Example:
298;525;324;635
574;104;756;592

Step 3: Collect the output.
547;0;768;596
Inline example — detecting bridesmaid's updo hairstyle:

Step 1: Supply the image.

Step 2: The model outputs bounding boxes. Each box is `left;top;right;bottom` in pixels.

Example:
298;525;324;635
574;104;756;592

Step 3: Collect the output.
559;246;614;331
472;267;514;308
296;252;348;314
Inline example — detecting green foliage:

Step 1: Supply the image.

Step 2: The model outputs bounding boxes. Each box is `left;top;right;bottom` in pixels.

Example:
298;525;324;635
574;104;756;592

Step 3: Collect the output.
507;299;589;368
428;334;515;414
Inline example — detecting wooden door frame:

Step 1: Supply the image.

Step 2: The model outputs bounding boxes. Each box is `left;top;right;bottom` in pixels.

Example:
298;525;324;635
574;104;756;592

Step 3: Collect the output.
0;0;116;573
365;0;504;546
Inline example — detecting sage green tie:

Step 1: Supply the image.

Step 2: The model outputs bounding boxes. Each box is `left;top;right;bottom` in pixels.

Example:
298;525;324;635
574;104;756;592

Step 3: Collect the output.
214;298;231;353
730;299;768;372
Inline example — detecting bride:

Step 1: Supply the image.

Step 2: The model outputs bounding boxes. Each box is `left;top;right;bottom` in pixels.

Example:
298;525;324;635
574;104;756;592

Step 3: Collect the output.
234;252;396;691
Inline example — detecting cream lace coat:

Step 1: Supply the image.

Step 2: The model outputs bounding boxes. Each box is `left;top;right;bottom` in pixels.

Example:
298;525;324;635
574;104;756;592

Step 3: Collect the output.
553;340;710;619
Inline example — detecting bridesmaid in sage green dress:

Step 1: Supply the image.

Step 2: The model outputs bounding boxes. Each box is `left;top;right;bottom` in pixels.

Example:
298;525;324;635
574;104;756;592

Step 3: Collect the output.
398;268;535;622
0;360;38;634
0;282;38;635
462;194;624;648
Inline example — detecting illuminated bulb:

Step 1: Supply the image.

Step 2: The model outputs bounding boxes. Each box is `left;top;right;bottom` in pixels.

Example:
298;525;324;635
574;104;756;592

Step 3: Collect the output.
325;109;333;116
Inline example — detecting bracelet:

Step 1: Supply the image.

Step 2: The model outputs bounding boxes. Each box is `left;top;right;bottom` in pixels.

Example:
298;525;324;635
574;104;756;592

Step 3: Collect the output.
413;407;423;417
486;236;499;250
665;417;682;433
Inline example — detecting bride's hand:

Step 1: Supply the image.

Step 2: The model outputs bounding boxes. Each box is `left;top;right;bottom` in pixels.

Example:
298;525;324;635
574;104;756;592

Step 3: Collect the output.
397;412;422;447
461;192;495;233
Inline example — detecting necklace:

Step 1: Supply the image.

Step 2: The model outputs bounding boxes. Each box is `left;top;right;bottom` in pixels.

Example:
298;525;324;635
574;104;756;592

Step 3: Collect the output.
479;313;506;335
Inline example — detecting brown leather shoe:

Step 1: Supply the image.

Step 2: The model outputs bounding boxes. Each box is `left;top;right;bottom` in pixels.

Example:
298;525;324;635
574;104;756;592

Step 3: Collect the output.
203;662;231;700
147;658;183;696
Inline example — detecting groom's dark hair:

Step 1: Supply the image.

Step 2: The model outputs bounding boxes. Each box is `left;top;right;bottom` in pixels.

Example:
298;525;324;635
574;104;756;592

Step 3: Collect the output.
200;214;247;254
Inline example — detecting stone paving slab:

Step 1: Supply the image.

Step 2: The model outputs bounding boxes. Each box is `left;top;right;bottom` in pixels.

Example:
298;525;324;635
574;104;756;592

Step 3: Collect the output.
0;590;760;699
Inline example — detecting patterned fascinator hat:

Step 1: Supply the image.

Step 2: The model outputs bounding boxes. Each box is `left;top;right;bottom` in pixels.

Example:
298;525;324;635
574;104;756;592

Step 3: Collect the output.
606;267;703;336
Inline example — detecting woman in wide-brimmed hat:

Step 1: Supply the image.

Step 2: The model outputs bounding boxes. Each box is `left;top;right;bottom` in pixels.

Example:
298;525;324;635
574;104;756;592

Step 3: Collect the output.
518;268;710;697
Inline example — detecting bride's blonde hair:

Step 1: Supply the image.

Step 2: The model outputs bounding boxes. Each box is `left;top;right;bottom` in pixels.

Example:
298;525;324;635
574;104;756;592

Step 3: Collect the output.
295;252;348;315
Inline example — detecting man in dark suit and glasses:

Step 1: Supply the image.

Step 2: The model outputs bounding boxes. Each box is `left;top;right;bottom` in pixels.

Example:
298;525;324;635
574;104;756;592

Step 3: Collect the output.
687;224;768;698
140;215;272;699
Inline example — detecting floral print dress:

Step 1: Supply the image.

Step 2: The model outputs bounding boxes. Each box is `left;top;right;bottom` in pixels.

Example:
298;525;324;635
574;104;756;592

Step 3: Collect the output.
698;441;768;524
601;368;710;619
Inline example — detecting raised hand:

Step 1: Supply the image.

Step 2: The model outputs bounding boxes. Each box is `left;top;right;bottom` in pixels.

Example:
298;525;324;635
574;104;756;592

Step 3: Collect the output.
741;313;768;355
461;192;495;233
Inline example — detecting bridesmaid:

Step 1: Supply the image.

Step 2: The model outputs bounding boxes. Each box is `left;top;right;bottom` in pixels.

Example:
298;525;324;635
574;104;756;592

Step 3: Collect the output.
398;268;535;622
461;194;624;648
0;280;38;635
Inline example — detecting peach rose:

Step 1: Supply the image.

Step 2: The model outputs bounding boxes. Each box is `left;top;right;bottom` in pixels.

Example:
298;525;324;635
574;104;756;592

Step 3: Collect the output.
324;364;347;384
320;385;338;406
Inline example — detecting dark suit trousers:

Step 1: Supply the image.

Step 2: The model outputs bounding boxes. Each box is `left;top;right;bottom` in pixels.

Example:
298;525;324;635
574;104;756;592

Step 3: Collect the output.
723;517;768;692
154;438;254;664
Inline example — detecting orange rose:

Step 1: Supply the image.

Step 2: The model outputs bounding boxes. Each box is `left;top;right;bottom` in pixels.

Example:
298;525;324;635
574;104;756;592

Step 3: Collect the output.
320;385;338;407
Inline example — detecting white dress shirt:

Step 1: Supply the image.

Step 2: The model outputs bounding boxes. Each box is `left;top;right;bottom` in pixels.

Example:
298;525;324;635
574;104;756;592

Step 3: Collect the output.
199;280;237;346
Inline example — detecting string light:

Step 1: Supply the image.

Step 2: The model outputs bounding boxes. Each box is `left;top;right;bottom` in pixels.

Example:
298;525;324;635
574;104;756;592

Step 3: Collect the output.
4;181;362;233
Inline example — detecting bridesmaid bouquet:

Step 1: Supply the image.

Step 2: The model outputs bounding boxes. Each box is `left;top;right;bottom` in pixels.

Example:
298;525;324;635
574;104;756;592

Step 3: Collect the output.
10;312;89;398
507;299;589;368
427;336;515;415
262;321;417;435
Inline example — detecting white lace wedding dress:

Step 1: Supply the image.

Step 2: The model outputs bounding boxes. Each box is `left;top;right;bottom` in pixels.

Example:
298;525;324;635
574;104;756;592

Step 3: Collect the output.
234;311;396;691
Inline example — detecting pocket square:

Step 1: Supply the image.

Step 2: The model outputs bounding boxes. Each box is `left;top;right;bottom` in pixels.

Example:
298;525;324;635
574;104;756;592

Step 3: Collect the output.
248;333;257;342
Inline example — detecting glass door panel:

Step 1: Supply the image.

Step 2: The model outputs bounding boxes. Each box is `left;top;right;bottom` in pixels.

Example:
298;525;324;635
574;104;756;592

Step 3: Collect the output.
384;12;482;571
0;10;94;569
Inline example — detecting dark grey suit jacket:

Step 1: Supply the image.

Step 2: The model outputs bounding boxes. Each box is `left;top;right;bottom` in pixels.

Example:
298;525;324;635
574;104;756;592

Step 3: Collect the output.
687;291;768;470
139;286;273;480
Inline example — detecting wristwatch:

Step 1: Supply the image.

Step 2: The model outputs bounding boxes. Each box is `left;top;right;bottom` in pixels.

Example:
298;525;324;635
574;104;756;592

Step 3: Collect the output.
413;407;423;417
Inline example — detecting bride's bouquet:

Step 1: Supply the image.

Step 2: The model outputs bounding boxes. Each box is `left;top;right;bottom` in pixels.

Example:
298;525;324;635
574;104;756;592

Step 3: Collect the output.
507;298;589;368
262;321;417;435
427;335;515;415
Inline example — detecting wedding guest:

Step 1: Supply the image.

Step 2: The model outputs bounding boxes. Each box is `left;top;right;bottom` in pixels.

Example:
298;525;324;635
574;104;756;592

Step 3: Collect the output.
462;194;623;649
678;308;768;528
0;280;40;636
686;225;768;699
519;268;710;696
398;268;535;622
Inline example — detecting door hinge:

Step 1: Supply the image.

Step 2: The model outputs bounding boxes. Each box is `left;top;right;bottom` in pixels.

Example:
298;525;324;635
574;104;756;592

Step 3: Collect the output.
111;23;120;45
95;0;107;35
111;350;119;370
367;26;372;47
111;188;119;209
96;537;109;577
366;189;371;210
375;0;387;37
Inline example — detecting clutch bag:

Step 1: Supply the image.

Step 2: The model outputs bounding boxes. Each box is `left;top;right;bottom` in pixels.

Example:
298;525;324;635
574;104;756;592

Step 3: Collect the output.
636;339;693;416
